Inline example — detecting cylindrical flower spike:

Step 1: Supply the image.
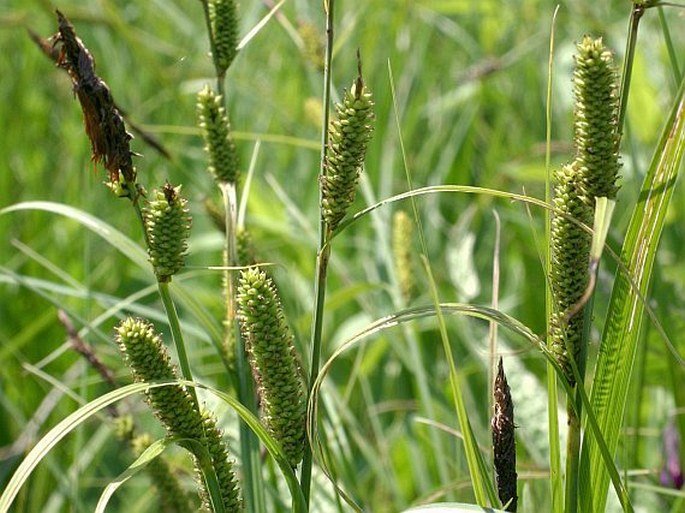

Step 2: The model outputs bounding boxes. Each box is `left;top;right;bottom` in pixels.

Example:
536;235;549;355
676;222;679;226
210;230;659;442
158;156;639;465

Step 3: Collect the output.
209;0;239;74
236;267;306;468
492;357;518;512
573;36;621;202
321;54;375;233
549;37;621;386
144;183;191;282
392;210;415;302
116;317;241;512
197;85;240;185
550;162;592;385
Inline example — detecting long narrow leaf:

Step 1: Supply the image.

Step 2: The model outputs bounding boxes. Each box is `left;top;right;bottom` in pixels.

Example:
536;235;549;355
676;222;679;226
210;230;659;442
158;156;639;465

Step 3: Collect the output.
580;76;685;512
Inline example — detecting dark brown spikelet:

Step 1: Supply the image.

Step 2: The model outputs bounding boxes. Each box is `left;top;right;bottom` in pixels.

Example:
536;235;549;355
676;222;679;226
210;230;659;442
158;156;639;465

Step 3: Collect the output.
53;10;136;187
492;357;517;512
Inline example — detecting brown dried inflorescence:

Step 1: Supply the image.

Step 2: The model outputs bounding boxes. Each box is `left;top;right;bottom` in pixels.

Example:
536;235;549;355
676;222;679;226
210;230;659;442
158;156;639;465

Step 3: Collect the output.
52;10;136;186
492;357;518;512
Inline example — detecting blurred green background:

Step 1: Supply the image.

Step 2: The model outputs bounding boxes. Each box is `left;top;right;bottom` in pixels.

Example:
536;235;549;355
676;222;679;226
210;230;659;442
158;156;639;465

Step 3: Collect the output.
1;1;683;511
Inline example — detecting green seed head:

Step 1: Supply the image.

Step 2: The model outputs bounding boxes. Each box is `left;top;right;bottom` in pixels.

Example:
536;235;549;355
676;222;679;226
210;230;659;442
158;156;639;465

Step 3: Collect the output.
237;267;306;467
550;162;592;385
321;60;375;232
492;358;518;512
209;0;239;74
573;36;621;202
197;85;240;184
144;183;191;281
115;317;241;512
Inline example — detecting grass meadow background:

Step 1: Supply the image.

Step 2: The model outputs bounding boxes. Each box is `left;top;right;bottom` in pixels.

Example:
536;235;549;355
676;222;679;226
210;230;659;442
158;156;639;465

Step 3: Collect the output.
1;0;684;511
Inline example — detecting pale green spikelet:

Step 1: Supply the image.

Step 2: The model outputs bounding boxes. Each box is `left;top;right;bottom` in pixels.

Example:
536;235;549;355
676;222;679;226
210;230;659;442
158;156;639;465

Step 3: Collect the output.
236;227;257;267
197;85;240;184
130;433;197;513
550;162;592;385
144;183;191;282
492;358;518;512
573;36;621;202
115;317;241;512
298;21;324;71
237;268;306;468
209;0;239;74
392;210;415;302
321;57;375;232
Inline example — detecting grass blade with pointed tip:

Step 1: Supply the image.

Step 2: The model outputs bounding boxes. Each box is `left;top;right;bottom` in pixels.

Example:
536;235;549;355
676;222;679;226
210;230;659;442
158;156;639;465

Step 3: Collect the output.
579;75;685;512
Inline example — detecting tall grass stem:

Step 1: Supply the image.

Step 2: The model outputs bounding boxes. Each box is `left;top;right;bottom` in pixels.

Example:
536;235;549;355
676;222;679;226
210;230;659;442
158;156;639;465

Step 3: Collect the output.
302;0;336;504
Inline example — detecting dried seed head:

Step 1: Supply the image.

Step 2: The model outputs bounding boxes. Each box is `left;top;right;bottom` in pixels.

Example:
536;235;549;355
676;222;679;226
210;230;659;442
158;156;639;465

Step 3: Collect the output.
392;210;415;302
492;358;517;512
53;10;137;192
209;0;239;74
321;54;375;232
144;183;191;281
197;85;240;184
237;267;306;468
115;317;241;511
573;36;621;202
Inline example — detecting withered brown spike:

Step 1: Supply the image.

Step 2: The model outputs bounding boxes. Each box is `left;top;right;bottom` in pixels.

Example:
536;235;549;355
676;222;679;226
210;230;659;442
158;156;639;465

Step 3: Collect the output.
163;182;177;203
355;49;364;99
52;10;136;185
492;357;518;512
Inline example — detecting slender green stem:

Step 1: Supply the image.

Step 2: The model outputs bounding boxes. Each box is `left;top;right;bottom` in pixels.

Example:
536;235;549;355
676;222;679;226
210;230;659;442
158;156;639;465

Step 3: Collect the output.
157;281;198;407
544;7;563;513
220;183;264;513
617;4;645;139
301;0;335;505
657;5;682;83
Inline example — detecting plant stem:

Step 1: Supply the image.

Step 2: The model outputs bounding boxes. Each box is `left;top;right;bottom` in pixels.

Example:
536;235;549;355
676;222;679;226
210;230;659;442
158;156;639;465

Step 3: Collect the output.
544;7;563;513
617;3;645;138
157;280;198;407
220;182;264;513
301;0;335;505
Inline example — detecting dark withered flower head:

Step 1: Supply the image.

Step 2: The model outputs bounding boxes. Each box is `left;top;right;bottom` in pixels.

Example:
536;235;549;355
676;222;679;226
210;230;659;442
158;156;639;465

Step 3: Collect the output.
492;357;517;512
52;10;136;190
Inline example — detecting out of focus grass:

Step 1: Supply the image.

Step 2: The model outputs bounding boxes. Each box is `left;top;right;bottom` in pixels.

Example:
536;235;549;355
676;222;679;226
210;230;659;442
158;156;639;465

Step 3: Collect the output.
1;1;683;511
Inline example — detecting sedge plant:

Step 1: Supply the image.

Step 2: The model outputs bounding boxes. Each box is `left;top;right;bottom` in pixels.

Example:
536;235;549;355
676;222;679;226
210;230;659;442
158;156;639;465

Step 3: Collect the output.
1;2;685;513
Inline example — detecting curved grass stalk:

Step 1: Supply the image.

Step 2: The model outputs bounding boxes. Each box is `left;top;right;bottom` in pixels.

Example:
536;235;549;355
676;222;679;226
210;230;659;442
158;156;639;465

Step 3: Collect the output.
0;380;308;513
305;301;633;511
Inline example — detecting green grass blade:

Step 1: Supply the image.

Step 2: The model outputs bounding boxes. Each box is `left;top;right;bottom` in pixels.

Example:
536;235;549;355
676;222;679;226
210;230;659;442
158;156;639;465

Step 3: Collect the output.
95;437;173;513
422;256;497;507
0;201;150;273
579;75;685;512
0;382;153;513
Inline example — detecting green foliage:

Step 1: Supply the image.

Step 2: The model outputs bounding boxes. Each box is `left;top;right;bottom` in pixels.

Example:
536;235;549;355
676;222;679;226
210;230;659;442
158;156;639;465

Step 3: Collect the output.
1;1;684;512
